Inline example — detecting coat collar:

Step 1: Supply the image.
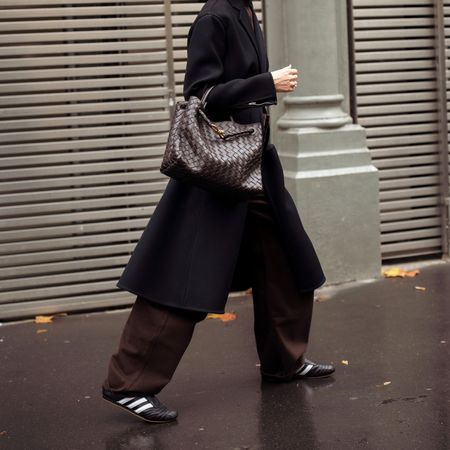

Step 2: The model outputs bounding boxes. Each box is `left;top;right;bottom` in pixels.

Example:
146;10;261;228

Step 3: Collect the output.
226;0;265;73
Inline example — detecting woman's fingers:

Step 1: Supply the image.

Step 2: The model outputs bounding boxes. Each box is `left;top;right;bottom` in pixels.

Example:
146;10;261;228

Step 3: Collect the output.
288;69;298;90
290;70;299;90
271;65;300;92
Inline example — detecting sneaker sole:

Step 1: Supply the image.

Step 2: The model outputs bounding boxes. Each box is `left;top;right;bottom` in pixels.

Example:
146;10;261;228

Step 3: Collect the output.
294;372;335;379
262;371;335;382
102;395;177;424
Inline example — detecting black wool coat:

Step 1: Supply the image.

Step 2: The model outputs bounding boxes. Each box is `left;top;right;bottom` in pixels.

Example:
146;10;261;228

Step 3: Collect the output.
116;0;326;313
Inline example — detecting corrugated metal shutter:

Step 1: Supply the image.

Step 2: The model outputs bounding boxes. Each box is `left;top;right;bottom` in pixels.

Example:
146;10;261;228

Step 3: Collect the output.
353;0;447;260
0;0;266;320
0;0;172;320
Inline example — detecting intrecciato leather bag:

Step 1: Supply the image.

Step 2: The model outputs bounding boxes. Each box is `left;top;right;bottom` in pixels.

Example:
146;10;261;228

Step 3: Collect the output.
160;85;268;199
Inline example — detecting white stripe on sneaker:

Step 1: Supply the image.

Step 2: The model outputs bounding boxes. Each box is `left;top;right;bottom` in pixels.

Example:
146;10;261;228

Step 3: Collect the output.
134;402;154;414
297;363;314;376
117;397;135;405
127;397;148;409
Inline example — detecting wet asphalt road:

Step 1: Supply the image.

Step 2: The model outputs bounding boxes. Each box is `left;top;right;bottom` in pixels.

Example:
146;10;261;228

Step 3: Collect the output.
0;261;449;450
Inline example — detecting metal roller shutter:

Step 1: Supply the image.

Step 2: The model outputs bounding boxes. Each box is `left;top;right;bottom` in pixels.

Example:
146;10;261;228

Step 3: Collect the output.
0;0;173;320
352;0;449;260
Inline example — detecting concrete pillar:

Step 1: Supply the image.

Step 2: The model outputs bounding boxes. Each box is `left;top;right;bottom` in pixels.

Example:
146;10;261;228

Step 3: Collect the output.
265;0;381;285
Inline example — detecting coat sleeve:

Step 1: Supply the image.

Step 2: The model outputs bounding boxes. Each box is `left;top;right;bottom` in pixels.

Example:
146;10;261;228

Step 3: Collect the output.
182;13;278;114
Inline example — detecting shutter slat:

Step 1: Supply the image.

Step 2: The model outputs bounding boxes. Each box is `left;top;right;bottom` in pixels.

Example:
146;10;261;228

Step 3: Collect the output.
0;293;133;321
0;194;162;218
0;268;125;292
0;243;138;268
0;27;166;44
1;111;169;132
0;53;166;70
0;5;164;19
0;87;162;107
0;255;129;280
0;40;167;57
1;206;156;229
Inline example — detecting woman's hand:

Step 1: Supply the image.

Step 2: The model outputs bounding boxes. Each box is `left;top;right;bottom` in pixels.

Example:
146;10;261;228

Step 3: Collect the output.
270;64;298;92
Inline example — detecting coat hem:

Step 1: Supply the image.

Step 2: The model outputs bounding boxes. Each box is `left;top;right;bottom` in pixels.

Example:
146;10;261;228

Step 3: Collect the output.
116;272;326;314
115;281;227;315
295;274;327;293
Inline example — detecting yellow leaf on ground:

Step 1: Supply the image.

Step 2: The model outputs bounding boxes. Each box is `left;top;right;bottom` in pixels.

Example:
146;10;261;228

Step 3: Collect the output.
341;360;349;365
207;312;237;322
382;267;420;278
34;315;54;323
315;294;331;302
404;270;420;277
415;286;426;291
36;329;48;334
34;312;67;323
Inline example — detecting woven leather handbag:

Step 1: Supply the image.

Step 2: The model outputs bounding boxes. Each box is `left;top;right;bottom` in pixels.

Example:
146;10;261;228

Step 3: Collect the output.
160;85;269;199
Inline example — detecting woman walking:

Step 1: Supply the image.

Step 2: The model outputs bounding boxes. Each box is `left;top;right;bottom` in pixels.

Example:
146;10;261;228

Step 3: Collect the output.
101;0;335;423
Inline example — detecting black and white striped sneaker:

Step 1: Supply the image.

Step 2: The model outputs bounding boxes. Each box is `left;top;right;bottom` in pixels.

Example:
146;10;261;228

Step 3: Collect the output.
261;358;335;382
102;387;177;423
293;358;335;379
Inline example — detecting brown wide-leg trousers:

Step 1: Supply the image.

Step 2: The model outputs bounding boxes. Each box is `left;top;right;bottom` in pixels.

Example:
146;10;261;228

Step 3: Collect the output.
102;192;315;395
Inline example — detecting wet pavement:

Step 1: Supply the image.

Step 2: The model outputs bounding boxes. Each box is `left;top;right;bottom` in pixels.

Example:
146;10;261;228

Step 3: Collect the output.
0;260;449;450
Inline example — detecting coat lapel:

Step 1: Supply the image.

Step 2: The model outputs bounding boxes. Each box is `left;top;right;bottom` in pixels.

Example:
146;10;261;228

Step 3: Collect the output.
252;9;269;72
228;0;264;73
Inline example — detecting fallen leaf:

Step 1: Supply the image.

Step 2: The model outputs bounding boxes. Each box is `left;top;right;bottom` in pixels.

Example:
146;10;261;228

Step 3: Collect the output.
315;294;331;302
34;312;67;324
341;360;349;365
415;286;426;291
34;315;54;323
206;312;237;322
382;267;420;278
36;329;48;334
383;381;391;386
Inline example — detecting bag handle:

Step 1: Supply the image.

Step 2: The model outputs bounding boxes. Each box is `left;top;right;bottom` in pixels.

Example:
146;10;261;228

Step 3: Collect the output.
200;85;216;107
199;84;237;123
200;84;271;128
198;86;269;141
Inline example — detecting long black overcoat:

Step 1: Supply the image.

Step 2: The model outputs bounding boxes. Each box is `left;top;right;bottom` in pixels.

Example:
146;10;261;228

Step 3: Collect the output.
116;0;326;313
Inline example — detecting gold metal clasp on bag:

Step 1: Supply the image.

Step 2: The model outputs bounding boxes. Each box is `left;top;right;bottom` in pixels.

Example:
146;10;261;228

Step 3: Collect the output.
210;122;225;139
